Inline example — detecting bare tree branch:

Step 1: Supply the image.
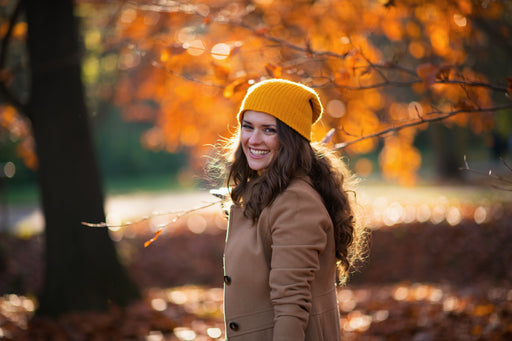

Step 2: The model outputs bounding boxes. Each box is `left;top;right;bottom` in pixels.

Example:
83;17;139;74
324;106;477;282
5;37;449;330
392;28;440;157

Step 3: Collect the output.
132;1;511;95
82;200;221;228
500;157;512;173
83;198;224;247
461;156;512;191
334;104;512;150
130;1;512;157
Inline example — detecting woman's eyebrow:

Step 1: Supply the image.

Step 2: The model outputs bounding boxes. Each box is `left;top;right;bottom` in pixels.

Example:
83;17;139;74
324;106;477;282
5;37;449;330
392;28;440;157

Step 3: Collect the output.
242;119;276;128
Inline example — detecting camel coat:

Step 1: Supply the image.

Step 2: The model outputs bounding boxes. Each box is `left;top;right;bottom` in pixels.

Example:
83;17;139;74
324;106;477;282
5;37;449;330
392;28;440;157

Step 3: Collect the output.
223;178;342;341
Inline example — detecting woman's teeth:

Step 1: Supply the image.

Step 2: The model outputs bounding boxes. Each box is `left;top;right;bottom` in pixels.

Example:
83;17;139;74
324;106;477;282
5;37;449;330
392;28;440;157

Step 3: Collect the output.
250;148;269;155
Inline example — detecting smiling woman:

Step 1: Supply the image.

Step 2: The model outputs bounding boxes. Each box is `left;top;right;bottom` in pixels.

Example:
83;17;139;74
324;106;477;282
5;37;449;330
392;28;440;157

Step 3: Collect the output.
240;111;280;171
207;78;368;341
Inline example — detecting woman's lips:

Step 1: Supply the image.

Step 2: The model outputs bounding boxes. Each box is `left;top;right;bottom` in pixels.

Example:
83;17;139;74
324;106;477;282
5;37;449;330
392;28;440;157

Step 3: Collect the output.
249;148;270;158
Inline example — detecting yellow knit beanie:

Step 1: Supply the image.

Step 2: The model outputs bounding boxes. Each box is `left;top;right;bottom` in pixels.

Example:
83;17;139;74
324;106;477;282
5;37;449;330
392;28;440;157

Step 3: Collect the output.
237;79;323;141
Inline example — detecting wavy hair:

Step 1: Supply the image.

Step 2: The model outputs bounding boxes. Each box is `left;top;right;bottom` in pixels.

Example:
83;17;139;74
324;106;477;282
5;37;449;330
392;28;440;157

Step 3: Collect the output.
208;119;367;284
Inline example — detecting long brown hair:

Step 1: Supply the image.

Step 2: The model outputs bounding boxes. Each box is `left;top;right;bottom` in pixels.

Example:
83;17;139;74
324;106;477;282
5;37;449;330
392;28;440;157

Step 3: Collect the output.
210;119;367;283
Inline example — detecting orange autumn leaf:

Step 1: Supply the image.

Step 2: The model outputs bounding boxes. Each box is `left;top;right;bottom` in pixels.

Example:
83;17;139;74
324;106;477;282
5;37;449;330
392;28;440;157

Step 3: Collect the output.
223;77;250;98
144;229;163;248
265;63;282;78
212;62;231;81
229;42;242;57
454;99;476;112
253;26;268;36
416;63;439;89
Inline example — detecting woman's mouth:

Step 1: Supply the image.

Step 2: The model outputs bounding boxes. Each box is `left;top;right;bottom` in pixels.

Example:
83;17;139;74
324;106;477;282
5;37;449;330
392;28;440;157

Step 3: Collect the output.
249;148;270;157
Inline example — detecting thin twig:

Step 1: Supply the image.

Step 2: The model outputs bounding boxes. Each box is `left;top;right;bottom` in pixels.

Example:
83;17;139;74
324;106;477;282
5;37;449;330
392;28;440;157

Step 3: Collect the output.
461;156;512;191
335;104;512;150
500;157;512;173
82;200;221;228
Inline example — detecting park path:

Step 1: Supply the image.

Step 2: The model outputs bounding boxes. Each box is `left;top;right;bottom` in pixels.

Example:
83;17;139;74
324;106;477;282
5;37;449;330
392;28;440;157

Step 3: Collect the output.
3;189;217;236
4;182;512;236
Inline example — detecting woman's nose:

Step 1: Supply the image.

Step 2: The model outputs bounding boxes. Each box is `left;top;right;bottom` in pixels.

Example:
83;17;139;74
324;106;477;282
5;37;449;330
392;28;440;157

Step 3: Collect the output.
249;130;262;144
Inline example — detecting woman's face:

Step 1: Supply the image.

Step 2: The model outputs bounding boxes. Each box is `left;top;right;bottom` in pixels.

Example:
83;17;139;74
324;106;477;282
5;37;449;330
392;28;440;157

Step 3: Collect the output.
240;110;281;171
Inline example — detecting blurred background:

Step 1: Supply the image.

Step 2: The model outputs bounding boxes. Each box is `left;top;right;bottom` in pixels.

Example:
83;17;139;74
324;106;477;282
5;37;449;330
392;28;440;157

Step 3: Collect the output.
1;0;512;340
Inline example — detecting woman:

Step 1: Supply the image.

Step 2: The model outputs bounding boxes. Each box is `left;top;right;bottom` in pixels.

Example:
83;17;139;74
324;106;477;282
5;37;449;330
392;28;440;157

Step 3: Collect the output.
210;78;366;340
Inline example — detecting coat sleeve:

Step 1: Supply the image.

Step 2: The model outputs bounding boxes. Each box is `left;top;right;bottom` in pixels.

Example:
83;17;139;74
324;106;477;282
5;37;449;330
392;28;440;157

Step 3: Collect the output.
267;185;331;341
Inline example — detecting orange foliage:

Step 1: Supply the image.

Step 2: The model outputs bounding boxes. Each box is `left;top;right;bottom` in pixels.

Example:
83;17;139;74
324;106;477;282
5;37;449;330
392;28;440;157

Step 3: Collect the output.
379;133;422;186
0;105;37;169
70;0;510;185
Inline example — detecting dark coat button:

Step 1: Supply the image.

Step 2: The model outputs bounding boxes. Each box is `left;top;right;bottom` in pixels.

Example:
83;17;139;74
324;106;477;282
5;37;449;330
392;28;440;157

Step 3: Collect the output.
224;275;232;285
229;322;239;331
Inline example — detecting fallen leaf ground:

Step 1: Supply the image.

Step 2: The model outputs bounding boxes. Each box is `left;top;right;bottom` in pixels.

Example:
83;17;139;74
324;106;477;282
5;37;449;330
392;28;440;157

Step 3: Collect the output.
1;194;512;340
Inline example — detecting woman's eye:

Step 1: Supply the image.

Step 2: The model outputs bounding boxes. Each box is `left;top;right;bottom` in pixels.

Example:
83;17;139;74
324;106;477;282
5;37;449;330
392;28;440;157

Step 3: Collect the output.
242;124;253;130
265;128;277;133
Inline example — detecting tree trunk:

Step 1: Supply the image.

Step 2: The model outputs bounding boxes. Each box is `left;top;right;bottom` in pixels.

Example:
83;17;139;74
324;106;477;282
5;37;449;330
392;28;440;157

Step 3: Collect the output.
428;123;462;182
23;0;140;316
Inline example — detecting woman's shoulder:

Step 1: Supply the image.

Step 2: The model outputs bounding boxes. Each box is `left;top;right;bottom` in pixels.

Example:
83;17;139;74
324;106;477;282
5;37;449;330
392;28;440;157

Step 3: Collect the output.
262;176;332;230
274;176;323;206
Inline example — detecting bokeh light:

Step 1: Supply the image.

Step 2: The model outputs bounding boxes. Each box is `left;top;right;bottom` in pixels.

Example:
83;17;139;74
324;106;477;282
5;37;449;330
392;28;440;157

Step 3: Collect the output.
453;14;467;27
211;43;230;60
184;40;205;56
206;328;222;338
187;213;207;234
327;99;346;118
473;206;487;224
